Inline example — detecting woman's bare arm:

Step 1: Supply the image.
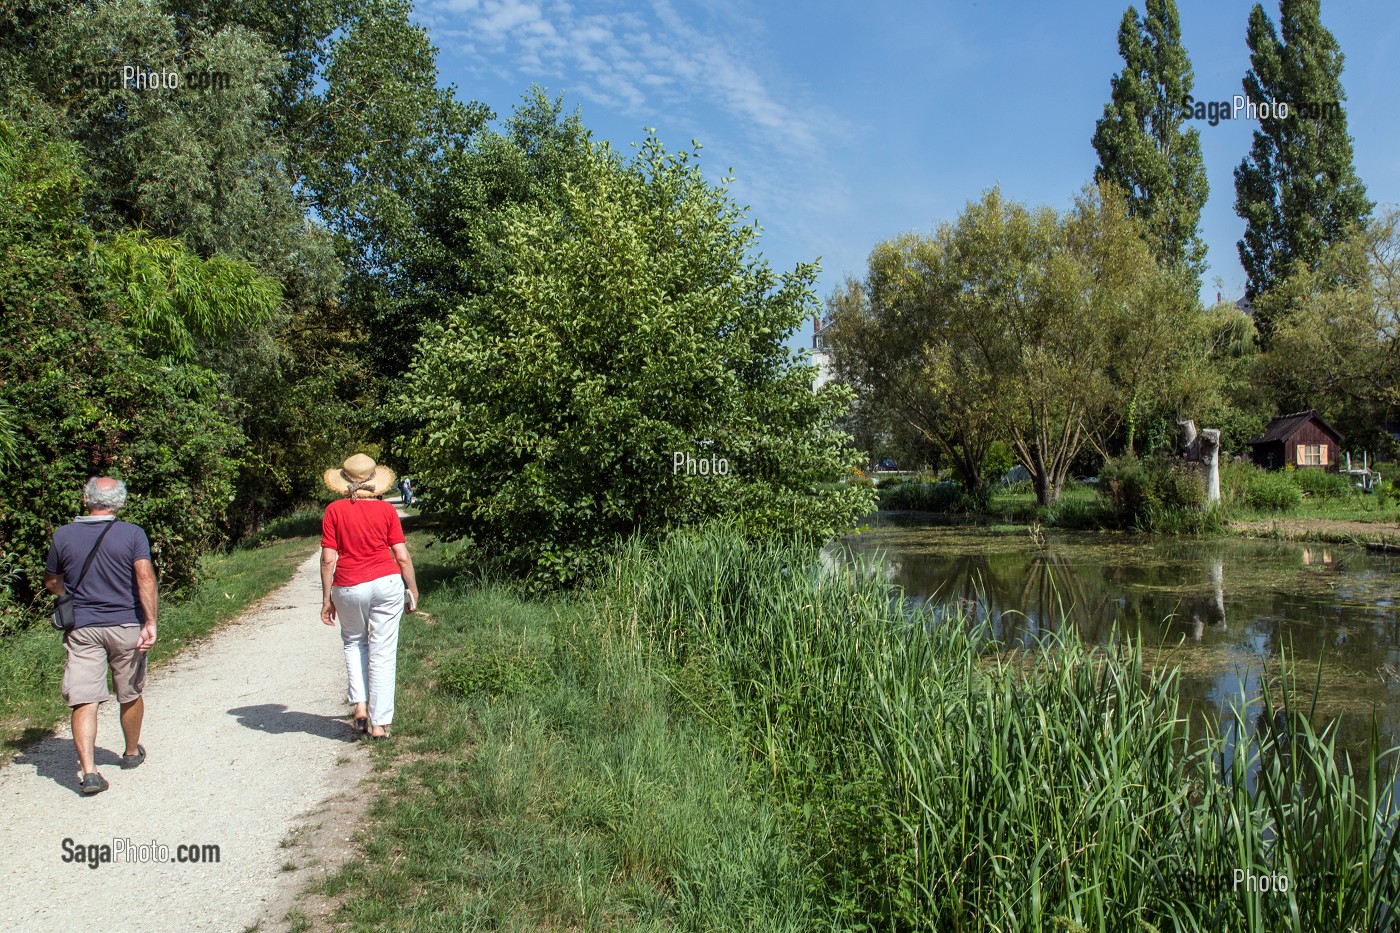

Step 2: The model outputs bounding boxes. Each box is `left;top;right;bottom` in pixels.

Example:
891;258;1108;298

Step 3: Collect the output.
390;542;418;611
320;547;338;625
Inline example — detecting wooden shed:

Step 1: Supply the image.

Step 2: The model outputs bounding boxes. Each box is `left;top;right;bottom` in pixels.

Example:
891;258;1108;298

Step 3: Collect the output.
1245;410;1344;471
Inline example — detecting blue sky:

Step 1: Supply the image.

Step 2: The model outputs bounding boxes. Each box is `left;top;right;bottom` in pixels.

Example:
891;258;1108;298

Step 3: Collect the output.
415;0;1400;341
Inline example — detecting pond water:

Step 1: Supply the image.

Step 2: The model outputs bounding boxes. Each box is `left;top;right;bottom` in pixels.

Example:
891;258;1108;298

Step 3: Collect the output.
828;515;1400;766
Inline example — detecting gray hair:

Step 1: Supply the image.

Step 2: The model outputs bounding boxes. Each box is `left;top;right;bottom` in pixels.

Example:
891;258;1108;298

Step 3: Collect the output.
84;476;128;512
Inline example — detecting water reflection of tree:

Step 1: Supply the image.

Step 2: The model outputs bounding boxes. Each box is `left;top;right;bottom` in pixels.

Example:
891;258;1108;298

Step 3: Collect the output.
1184;557;1227;642
908;549;1120;645
837;530;1400;687
896;545;1235;648
836;527;1400;767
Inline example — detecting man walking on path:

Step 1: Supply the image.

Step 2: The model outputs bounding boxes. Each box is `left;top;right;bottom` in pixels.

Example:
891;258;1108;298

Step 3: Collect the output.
43;477;158;795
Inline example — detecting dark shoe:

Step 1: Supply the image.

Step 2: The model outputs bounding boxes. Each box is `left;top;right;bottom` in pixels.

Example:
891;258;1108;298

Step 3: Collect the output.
79;772;109;795
352;717;368;735
120;744;146;769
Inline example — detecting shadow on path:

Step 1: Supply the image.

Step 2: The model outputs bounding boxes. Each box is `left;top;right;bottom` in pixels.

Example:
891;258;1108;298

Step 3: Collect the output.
10;733;124;796
227;704;353;741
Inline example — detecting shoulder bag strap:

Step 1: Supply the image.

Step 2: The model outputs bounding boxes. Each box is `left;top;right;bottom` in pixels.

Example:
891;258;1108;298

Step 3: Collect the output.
68;520;118;596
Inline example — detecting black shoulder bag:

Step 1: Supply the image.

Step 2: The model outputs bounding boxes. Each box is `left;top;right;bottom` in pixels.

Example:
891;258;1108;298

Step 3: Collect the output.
51;521;117;632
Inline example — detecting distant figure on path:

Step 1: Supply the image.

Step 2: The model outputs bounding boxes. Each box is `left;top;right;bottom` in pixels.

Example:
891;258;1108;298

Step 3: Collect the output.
43;477;157;795
399;476;414;506
320;455;419;740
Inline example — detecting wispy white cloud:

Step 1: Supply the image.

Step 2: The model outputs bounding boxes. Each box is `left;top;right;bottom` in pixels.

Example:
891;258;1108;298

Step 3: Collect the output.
418;0;857;323
418;0;829;157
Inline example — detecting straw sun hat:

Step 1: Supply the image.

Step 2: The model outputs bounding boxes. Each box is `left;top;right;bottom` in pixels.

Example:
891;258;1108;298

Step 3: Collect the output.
323;454;396;498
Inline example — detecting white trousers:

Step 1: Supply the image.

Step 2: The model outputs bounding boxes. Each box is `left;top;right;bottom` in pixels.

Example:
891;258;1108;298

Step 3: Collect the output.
332;574;404;726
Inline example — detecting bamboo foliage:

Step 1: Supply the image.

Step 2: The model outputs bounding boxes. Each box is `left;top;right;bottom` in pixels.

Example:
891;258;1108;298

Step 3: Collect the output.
95;231;283;362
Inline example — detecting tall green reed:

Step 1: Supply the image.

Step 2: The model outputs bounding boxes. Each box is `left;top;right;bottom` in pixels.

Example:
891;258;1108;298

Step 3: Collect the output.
595;528;1400;932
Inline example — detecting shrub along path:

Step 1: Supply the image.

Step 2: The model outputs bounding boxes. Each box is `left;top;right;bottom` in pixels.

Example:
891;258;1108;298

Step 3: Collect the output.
0;545;372;932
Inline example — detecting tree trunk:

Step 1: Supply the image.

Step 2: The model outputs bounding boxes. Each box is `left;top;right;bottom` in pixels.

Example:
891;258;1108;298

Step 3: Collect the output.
1032;454;1060;506
1202;428;1221;506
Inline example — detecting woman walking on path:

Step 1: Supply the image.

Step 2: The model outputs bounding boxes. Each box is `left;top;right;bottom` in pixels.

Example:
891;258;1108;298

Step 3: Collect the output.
319;454;419;739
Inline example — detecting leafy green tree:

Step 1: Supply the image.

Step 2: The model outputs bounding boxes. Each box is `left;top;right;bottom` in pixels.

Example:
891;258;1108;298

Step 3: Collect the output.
360;89;595;469
1234;0;1371;327
297;0;489;321
1173;301;1269;457
0;0;361;525
1092;0;1208;282
837;187;1199;506
0;0;476;527
372;90;588;390
6;0;305;264
399;136;873;584
1252;209;1400;449
826;239;1008;494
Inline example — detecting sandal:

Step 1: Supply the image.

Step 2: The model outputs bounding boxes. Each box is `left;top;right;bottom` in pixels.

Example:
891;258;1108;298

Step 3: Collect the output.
120;744;146;769
352;717;368;735
78;772;109;795
368;726;392;741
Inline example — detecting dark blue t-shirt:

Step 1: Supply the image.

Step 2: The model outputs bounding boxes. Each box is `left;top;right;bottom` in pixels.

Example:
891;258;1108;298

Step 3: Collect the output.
45;517;152;627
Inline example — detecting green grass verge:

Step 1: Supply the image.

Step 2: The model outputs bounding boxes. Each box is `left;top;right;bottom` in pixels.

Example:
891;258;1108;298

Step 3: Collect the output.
316;529;816;931
0;509;322;754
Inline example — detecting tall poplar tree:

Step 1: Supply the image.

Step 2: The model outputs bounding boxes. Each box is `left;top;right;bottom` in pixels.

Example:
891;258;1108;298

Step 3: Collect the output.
1092;0;1208;282
1234;0;1371;328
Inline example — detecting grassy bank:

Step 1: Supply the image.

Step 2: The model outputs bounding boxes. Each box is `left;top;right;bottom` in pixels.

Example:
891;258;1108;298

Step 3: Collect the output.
615;531;1400;930
310;529;814;931
0;509;322;754
319;527;1399;932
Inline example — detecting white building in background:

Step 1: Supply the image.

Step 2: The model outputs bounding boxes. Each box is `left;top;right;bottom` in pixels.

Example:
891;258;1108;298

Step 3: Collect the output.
811;315;834;390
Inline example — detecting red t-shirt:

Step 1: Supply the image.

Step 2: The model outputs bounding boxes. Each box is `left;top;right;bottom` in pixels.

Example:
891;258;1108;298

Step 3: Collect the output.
321;498;405;587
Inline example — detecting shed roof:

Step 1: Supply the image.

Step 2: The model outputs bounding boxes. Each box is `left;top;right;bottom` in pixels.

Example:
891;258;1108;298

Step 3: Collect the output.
1246;410;1344;446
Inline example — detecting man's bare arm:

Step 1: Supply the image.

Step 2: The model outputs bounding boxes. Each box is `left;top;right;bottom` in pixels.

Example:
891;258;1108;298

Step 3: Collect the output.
43;572;64;596
134;559;158;651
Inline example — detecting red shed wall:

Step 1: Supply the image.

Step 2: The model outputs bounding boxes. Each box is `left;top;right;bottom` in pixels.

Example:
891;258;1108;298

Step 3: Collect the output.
1282;421;1341;469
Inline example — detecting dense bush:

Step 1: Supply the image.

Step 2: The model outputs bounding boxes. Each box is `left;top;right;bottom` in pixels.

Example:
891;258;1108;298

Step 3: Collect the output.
1099;454;1207;529
0;119;248;613
1244;471;1304;511
878;481;967;512
1293;467;1354;499
400;136;873;585
1220;461;1305;512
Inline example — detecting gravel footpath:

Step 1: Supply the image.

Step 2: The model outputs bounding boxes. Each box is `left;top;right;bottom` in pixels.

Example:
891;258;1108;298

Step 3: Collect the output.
0;546;372;932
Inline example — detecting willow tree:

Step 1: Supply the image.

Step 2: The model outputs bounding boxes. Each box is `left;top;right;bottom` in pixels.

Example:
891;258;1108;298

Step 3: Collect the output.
826;235;1008;494
833;187;1199;507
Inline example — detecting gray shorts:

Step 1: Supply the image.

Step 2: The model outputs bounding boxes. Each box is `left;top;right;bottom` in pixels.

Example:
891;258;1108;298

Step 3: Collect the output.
62;624;147;707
